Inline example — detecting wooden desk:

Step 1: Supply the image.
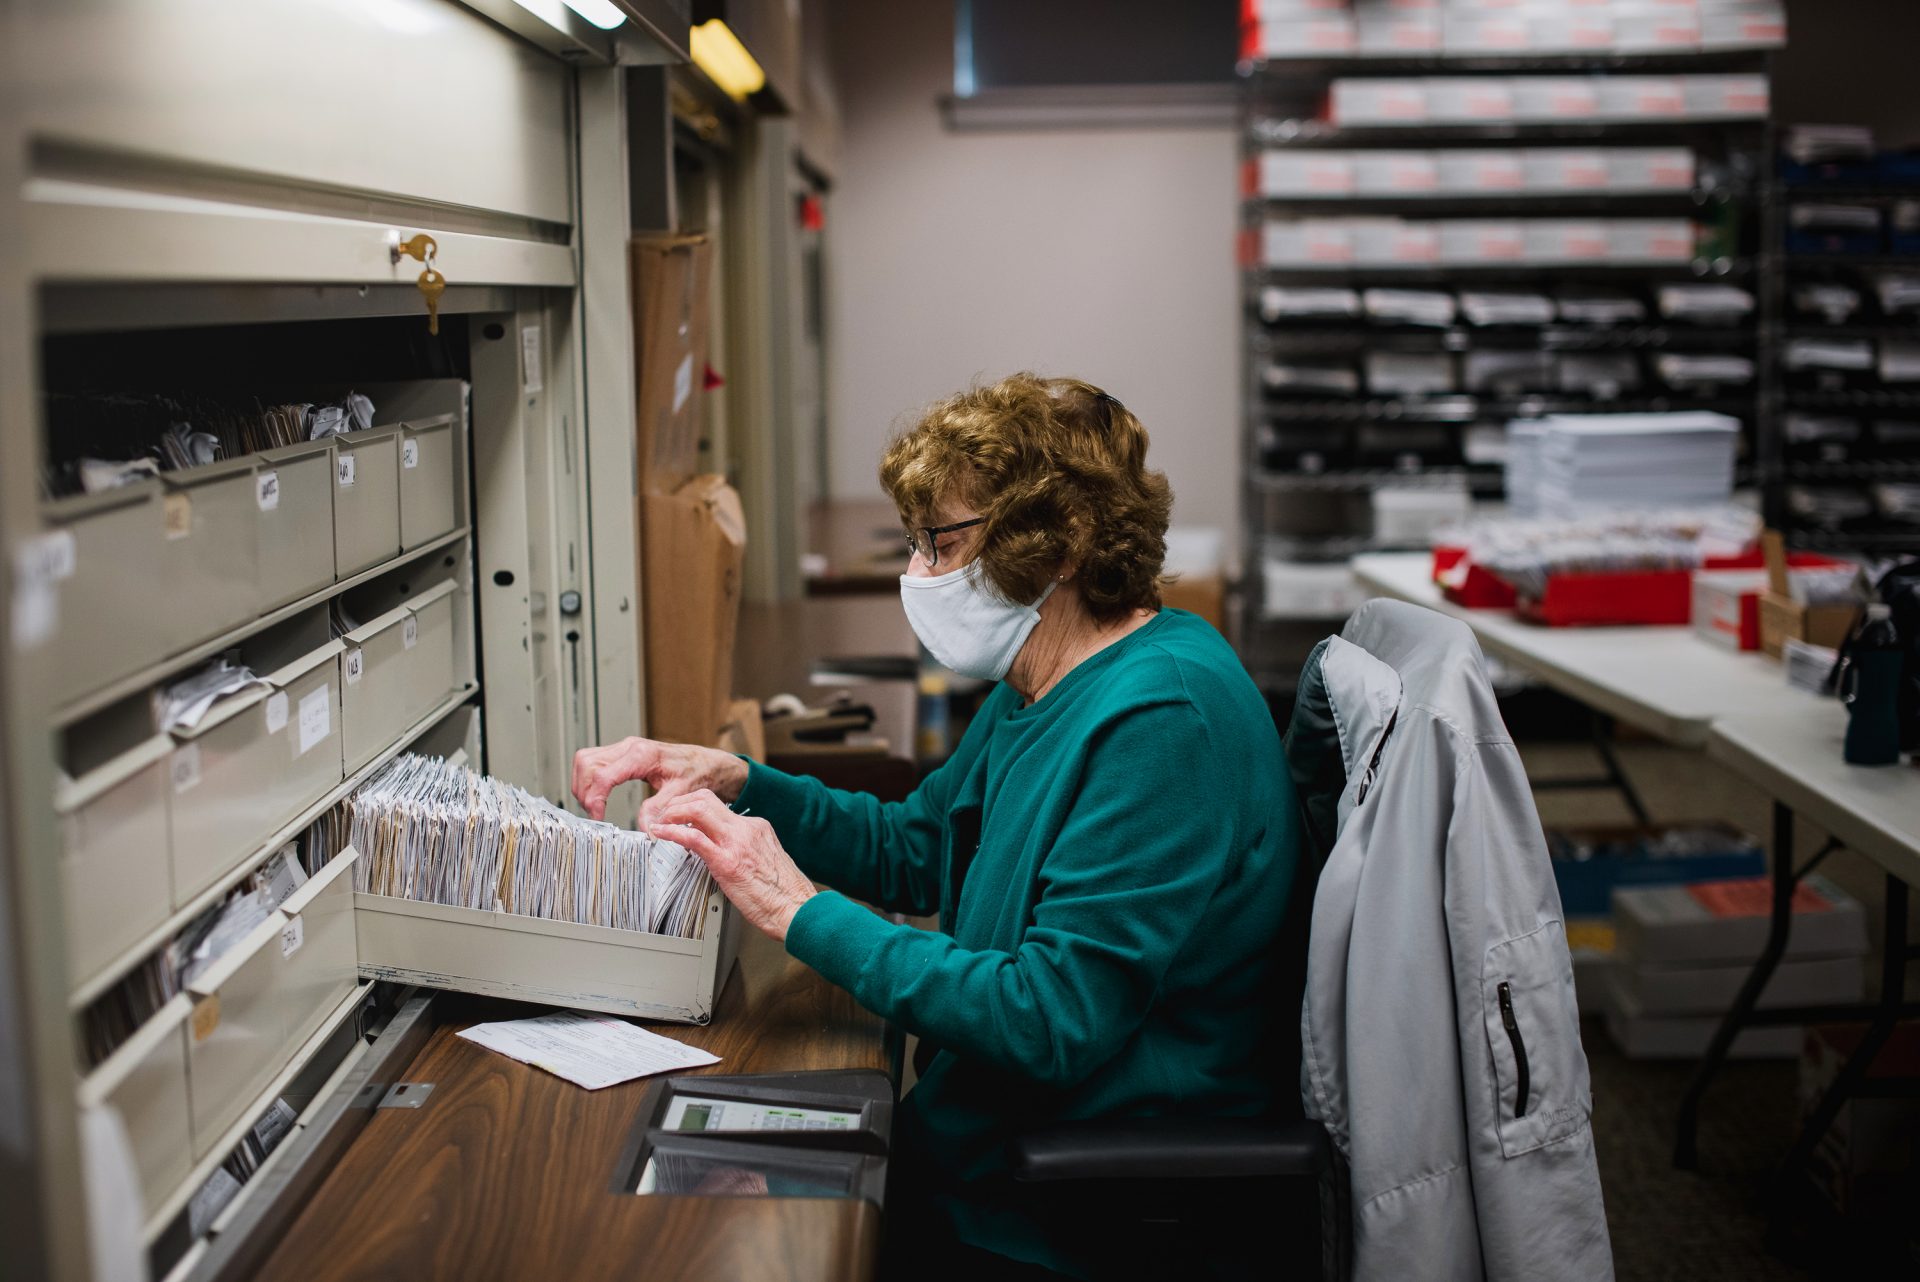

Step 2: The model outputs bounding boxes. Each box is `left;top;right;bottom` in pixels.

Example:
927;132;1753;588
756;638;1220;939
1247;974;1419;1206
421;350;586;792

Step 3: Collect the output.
254;928;891;1282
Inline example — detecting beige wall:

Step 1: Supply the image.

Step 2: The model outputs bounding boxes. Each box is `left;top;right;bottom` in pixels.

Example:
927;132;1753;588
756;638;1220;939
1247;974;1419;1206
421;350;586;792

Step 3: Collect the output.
823;0;1241;558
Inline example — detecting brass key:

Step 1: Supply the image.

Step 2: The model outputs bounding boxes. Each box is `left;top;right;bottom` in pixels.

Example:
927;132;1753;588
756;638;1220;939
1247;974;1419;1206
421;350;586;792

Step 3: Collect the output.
417;267;446;335
393;232;437;265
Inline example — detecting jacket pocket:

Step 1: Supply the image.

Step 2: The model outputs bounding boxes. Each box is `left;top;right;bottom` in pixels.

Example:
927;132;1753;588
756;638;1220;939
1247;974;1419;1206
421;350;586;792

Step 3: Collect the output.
1483;920;1591;1157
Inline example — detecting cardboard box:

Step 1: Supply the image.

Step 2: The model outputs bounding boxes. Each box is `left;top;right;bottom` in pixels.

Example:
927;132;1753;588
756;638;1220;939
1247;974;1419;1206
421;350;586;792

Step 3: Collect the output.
1614;953;1860;1017
1612;874;1868;967
1758;530;1860;658
717;697;766;762
631;235;714;495
642;475;746;748
1163;574;1226;632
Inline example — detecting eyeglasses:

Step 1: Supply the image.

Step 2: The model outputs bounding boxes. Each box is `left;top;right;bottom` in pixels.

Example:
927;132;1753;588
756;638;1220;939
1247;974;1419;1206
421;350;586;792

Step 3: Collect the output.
905;517;985;569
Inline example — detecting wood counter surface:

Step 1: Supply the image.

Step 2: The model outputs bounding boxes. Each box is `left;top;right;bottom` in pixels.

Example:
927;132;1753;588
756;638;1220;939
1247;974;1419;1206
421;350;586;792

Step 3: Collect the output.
253;927;892;1282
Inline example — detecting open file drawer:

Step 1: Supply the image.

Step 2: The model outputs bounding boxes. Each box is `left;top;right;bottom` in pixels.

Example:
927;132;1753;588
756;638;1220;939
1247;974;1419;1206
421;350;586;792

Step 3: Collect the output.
255;439;338;610
42;483;180;705
355;878;742;1024
158;457;260;644
167;641;344;907
398;415;459;549
80;997;193;1218
331;428;402;577
57;734;173;986
340;581;459;773
185;851;359;1157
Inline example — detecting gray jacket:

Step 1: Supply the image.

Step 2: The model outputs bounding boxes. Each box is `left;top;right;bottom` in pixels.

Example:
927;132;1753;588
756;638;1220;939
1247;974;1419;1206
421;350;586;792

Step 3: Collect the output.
1300;600;1613;1280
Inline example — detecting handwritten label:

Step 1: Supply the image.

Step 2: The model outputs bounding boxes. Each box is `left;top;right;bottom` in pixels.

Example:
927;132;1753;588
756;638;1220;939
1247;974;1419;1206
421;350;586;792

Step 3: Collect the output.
297;685;331;755
163;492;193;540
19;530;75;583
256;470;281;511
402;438;420;470
191;994;221;1042
280;916;305;959
171;743;202;795
521;325;543;394
337;454;357;488
344;649;364;686
265;691;289;735
403;614;419;650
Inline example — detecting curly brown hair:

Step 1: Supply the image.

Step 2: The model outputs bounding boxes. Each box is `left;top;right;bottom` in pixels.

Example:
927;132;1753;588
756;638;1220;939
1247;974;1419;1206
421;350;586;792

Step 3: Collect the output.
879;373;1174;621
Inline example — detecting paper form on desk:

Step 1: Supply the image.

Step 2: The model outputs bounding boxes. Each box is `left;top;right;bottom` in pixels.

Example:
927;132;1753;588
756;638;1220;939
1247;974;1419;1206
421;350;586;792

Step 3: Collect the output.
458;1011;719;1090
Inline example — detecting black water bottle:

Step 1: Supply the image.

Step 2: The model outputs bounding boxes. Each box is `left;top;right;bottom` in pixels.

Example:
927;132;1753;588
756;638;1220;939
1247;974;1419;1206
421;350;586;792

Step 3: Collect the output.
1843;604;1903;766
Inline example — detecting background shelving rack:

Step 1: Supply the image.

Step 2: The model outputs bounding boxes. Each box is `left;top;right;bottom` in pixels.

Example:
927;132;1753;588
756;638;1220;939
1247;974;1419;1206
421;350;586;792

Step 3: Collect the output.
1763;168;1920;555
1233;45;1774;696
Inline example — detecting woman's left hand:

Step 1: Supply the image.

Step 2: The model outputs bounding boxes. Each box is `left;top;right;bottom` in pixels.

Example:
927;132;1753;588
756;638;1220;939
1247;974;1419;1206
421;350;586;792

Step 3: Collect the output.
646;790;816;941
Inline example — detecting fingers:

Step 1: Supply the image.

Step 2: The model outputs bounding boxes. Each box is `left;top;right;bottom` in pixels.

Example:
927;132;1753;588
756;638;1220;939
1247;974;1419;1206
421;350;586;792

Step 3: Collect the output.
647;789;733;841
569;738;666;822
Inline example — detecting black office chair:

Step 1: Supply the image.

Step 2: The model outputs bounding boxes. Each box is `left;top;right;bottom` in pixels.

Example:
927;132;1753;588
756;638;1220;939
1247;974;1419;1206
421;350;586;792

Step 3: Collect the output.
1008;639;1354;1282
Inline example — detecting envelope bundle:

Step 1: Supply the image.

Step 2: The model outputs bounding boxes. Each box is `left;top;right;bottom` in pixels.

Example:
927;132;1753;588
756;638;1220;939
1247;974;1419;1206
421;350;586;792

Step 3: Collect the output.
350;754;712;940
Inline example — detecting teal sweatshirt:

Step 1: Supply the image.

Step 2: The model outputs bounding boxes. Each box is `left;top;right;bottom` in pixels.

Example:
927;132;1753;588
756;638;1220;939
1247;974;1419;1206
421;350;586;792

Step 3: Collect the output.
738;608;1300;1272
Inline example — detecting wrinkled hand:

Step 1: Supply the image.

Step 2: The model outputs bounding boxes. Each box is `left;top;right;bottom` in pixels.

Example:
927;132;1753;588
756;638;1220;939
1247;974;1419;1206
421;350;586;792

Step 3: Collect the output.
647;789;815;940
570;737;748;823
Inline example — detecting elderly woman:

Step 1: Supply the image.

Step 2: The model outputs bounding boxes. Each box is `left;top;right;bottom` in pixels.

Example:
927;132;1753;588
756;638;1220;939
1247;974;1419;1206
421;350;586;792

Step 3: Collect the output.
573;373;1300;1278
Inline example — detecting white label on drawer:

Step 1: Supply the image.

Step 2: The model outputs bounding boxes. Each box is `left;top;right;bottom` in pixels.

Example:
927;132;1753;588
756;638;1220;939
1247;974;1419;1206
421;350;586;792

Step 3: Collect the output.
279;915;305;959
337;454;357;487
163;492;192;540
265;690;290;734
298;685;331;754
344;648;364;686
172;743;201;794
521;325;543;394
673;353;694;413
21;529;76;583
402;438;420;469
191;994;220;1042
11;531;74;649
256;470;281;511
403;613;419;650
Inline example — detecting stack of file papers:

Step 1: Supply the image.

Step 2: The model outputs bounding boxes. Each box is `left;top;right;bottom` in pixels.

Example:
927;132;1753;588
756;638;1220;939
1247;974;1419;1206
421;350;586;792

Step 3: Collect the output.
350;754;714;940
1784;124;1874;165
1655;354;1755;386
1258;287;1359;322
1461;291;1554;327
1874;273;1920;316
1555;288;1645;326
1656;284;1754;323
1786;338;1874;371
1363;288;1456;327
1532;412;1740;511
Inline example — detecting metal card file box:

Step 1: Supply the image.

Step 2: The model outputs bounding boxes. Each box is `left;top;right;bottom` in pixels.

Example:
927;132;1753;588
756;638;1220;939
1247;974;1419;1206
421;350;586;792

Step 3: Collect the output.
355;877;741;1024
330;428;402;578
160;457;262;644
167;640;339;908
185;912;289;1157
398;416;458;550
56;734;173;987
43;482;180;706
80;1000;193;1218
339;581;458;774
255;440;338;610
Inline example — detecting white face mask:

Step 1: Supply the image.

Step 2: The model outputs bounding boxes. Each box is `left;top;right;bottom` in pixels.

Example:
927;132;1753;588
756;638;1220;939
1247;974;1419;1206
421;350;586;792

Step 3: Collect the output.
899;562;1057;681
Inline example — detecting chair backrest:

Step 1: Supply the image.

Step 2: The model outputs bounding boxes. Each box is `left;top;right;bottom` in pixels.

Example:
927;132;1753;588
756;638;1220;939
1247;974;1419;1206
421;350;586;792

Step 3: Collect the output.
1266;637;1351;1114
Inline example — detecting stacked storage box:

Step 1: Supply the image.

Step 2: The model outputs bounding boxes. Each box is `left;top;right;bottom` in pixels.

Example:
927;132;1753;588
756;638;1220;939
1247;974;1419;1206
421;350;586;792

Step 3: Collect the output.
1607;875;1867;1058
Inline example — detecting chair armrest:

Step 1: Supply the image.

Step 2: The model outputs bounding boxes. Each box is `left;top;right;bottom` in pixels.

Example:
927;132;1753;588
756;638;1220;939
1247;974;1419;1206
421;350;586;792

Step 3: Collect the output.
1010;1117;1332;1183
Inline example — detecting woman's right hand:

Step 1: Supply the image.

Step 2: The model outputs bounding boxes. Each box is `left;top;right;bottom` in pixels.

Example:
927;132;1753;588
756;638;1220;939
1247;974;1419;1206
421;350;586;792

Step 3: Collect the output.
570;736;749;825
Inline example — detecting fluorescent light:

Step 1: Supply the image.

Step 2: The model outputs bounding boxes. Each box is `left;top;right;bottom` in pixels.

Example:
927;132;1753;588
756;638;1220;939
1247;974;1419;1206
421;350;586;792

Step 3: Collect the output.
561;0;626;29
690;19;765;100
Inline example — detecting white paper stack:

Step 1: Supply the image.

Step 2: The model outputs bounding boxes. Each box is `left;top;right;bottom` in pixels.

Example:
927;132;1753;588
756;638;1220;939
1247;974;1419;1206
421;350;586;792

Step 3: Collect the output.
1532;412;1741;512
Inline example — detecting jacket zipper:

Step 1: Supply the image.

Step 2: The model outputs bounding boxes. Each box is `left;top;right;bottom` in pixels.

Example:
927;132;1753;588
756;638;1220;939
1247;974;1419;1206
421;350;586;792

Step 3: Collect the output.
1354;710;1398;805
1498;981;1530;1119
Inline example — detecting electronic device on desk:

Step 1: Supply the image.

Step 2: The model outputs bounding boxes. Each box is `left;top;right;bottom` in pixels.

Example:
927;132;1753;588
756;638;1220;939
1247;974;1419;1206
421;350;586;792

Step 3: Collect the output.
615;1070;892;1203
764;693;885;757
